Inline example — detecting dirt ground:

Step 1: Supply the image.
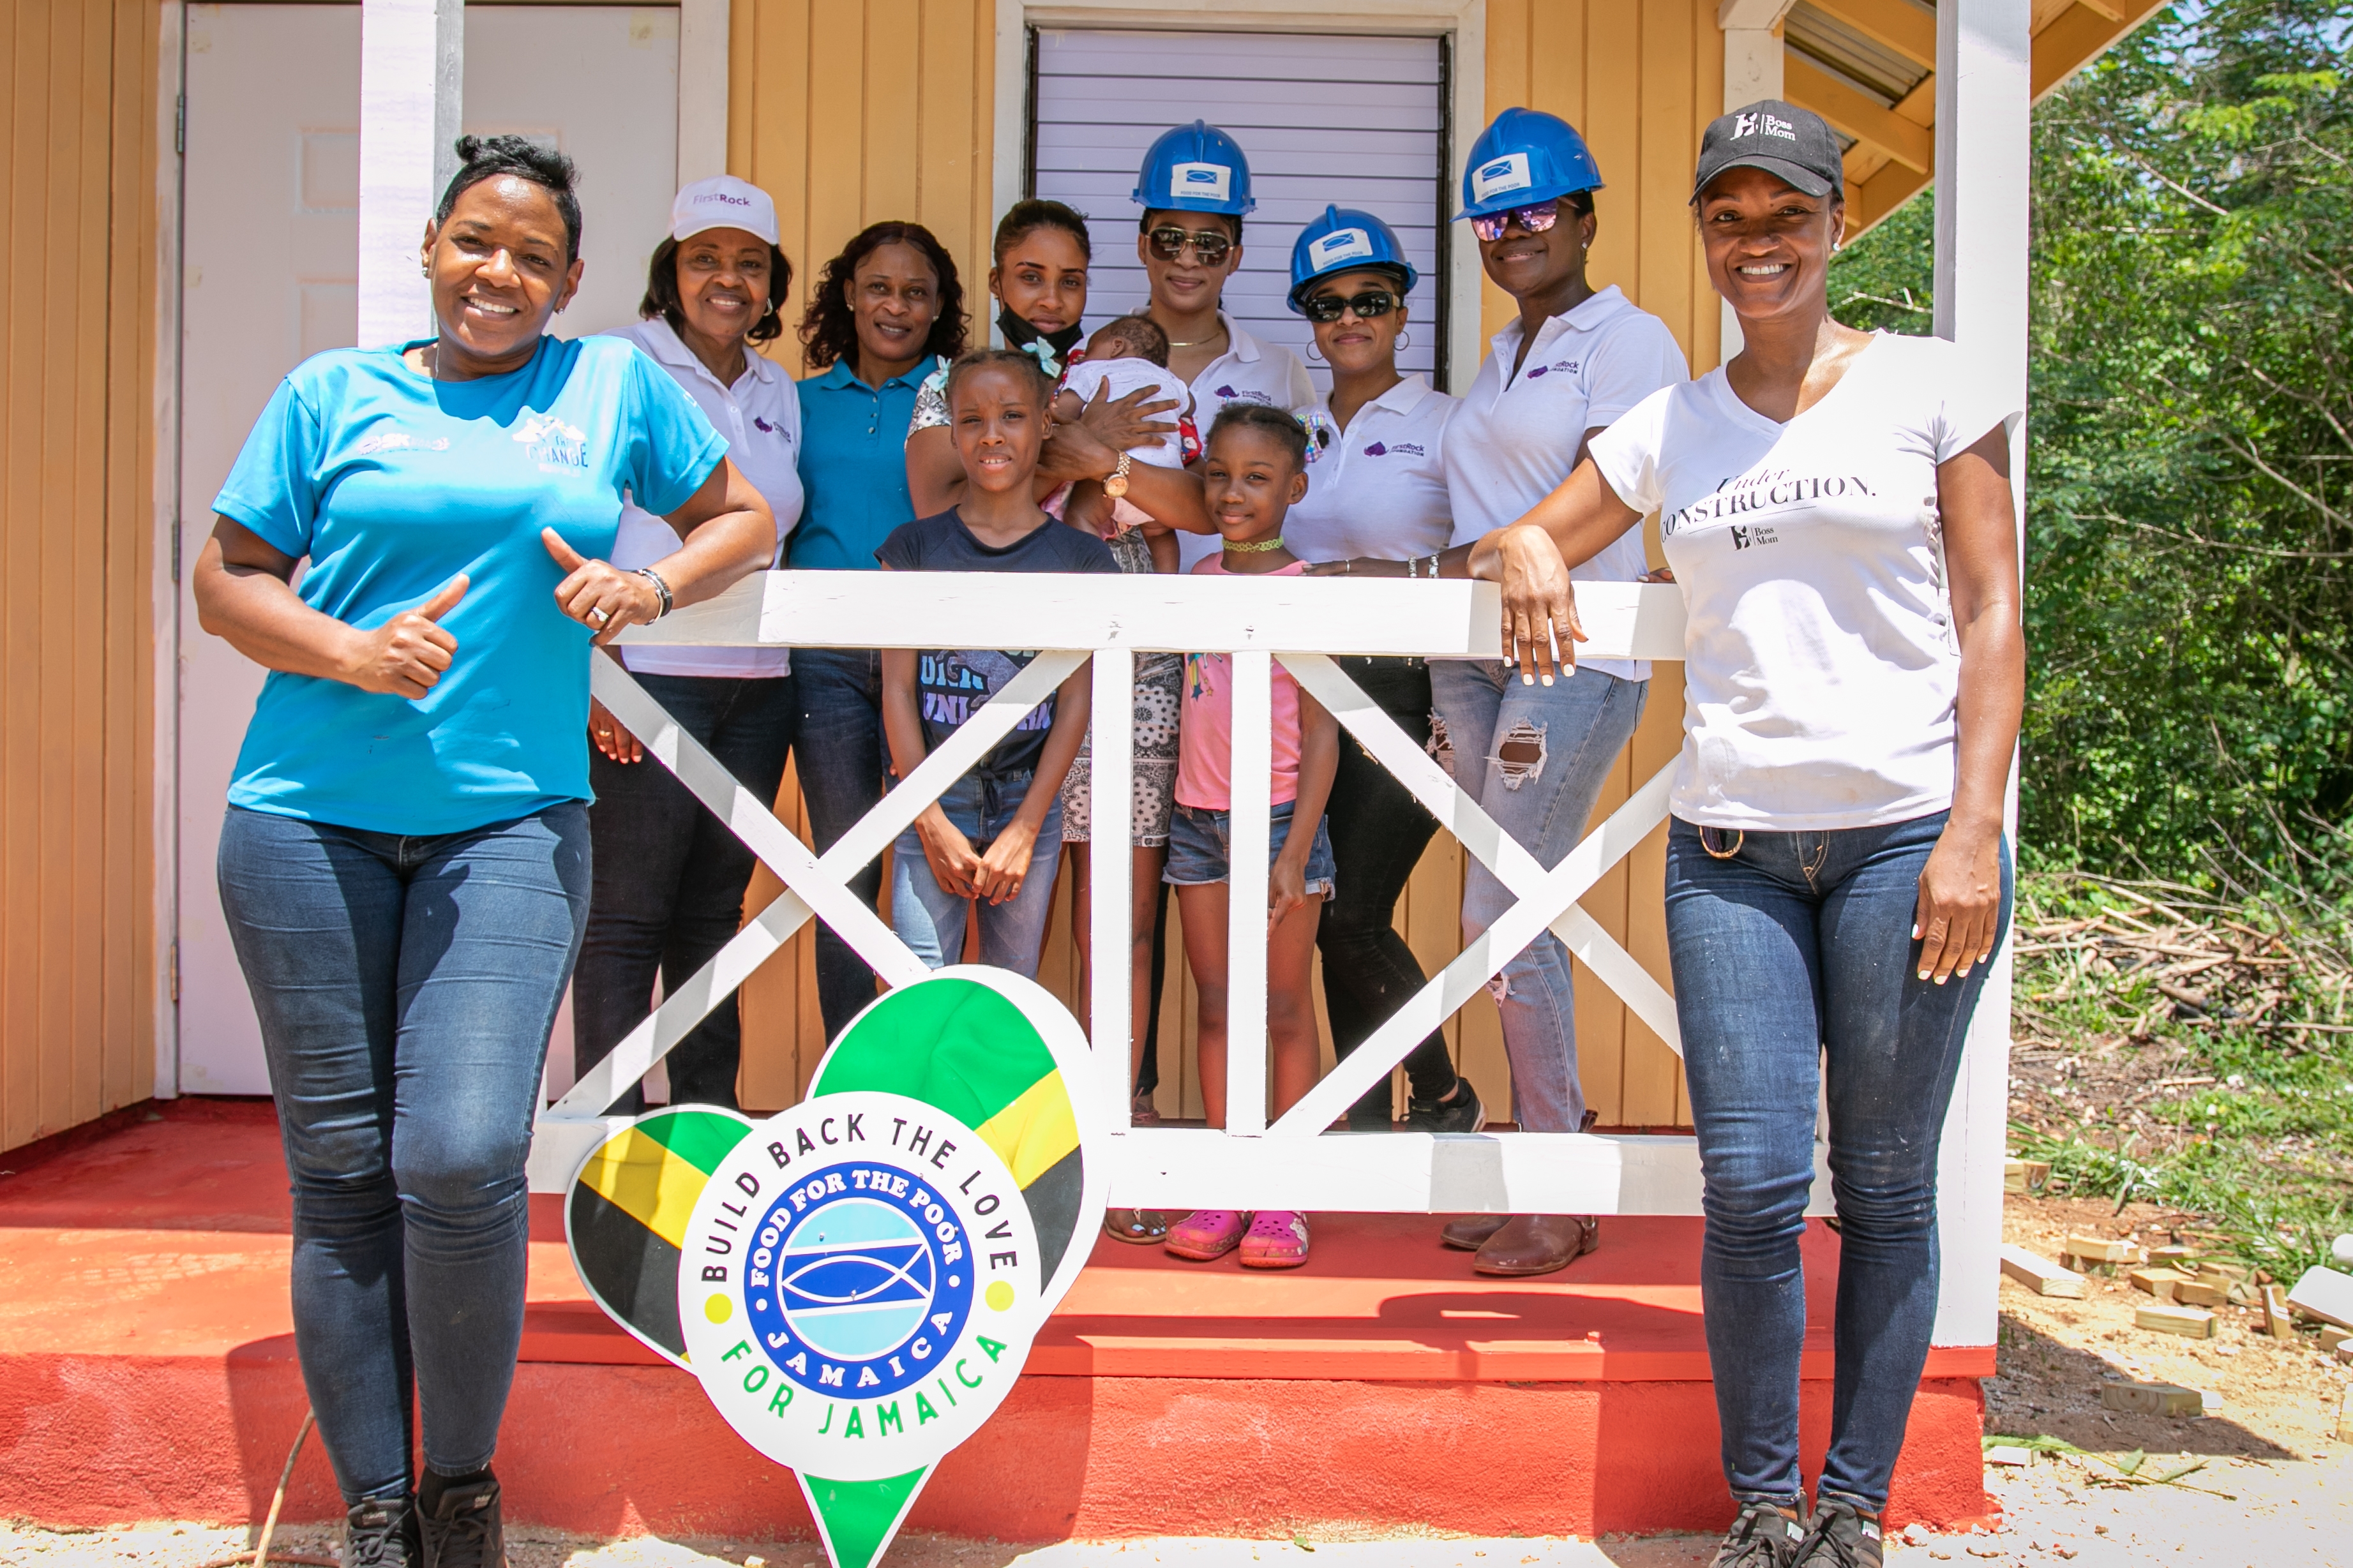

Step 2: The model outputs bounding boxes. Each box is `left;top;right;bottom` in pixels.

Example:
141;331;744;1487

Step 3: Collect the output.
7;1193;2349;1568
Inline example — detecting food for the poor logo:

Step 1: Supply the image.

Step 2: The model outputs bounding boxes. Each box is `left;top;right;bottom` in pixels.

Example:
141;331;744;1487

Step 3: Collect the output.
679;1088;1040;1480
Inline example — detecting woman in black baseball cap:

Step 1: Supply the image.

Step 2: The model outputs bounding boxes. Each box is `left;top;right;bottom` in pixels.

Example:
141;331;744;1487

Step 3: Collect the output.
1461;99;2024;1568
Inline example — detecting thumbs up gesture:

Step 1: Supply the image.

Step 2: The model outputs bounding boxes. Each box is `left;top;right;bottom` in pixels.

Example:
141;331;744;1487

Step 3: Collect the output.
544;528;663;646
342;574;468;699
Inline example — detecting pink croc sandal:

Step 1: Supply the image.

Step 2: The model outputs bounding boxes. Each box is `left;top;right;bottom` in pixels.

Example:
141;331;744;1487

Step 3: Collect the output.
1239;1210;1311;1269
1164;1209;1247;1262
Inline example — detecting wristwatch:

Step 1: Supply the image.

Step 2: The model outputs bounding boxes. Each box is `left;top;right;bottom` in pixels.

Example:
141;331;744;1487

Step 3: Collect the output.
1102;451;1134;501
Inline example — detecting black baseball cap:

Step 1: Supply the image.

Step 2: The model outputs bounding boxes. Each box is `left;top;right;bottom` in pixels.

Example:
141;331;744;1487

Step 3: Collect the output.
1691;99;1844;202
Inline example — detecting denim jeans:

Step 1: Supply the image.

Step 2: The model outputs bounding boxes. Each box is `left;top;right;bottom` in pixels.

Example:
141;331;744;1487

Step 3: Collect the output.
890;771;1064;978
216;802;590;1503
1664;809;2011;1513
794;647;887;1042
1427;661;1647;1132
1317;657;1459;1126
574;672;795;1114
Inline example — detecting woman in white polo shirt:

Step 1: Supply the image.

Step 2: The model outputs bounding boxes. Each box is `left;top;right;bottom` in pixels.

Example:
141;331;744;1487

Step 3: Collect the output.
1281;207;1482;1139
1319;109;1689;1278
1479;101;2021;1568
575;175;803;1112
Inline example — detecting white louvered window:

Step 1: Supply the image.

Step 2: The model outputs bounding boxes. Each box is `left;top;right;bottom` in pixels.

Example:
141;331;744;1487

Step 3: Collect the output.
1030;27;1450;392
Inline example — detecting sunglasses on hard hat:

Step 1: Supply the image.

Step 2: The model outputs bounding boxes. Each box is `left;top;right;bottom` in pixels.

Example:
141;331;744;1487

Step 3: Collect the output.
1298;287;1399;324
1146;226;1235;267
1470;202;1563;243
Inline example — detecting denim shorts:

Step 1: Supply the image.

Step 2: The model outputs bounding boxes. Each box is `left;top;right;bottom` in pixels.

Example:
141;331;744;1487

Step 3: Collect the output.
1163;800;1336;898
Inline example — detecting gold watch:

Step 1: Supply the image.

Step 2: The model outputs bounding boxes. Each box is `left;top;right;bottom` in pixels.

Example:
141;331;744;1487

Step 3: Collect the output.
1102;451;1134;501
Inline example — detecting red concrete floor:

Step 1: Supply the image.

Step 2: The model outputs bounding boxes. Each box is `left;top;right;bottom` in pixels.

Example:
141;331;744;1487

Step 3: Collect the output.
0;1098;1993;1540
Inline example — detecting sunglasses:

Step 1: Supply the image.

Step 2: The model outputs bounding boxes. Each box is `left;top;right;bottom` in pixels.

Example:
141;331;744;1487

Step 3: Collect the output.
1146;225;1235;267
1470;202;1563;243
1299;288;1399;324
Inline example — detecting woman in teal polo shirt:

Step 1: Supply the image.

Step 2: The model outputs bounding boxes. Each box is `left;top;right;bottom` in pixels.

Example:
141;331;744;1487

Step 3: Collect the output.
193;137;774;1568
790;220;969;1040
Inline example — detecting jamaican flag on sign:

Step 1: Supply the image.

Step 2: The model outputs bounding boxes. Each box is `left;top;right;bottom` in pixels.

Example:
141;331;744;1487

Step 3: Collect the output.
565;1105;753;1364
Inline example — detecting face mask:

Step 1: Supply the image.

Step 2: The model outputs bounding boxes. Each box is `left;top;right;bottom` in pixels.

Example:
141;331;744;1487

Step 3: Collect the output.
997;304;1084;378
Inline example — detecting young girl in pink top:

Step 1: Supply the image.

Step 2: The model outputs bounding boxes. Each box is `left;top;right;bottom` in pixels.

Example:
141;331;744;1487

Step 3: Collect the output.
1162;404;1341;1269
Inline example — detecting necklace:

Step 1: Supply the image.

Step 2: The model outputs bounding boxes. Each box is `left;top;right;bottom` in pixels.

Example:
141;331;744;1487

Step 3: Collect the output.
1223;535;1287;553
1166;325;1228;349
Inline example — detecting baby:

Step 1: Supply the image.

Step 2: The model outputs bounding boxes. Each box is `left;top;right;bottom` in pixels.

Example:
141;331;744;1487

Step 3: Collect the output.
1053;316;1192;553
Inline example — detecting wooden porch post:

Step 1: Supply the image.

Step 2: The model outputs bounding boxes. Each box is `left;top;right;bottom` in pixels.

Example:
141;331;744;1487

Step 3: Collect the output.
356;0;463;348
1931;0;2032;1351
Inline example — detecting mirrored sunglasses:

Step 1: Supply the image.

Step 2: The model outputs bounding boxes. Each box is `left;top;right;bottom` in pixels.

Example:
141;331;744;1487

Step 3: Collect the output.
1300;288;1399;324
1470;202;1563;243
1146;225;1235;266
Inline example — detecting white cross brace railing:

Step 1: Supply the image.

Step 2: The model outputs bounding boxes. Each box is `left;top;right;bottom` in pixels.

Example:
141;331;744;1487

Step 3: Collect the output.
525;569;1833;1216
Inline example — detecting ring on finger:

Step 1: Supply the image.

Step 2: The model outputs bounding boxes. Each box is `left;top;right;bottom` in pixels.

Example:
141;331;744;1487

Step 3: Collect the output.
589;606;611;626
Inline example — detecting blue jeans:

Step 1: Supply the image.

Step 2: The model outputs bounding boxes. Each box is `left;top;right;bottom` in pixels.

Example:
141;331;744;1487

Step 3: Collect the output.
889;772;1064;978
1163;800;1338;897
793;648;887;1042
575;672;795;1113
1427;661;1646;1133
216;803;590;1504
1664;810;2011;1513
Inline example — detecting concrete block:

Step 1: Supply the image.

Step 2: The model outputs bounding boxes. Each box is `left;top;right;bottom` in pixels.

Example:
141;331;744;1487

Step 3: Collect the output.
2137;1303;2218;1338
2000;1245;2086;1298
2287;1266;2353;1331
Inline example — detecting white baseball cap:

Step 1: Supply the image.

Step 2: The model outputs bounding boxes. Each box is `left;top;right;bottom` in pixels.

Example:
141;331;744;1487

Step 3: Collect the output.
670;175;779;246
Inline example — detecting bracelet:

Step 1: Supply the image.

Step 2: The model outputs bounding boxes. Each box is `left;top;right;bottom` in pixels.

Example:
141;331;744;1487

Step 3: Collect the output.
633;567;673;619
1425;553;1443;579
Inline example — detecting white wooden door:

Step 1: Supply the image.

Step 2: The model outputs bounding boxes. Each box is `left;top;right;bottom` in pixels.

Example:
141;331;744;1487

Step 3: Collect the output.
1030;29;1448;393
176;4;679;1094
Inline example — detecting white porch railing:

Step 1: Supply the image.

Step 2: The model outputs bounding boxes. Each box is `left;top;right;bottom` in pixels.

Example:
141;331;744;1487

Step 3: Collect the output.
525;569;1831;1216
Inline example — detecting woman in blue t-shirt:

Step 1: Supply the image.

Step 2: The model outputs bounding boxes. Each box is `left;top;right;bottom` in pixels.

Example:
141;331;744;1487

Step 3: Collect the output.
191;137;774;1568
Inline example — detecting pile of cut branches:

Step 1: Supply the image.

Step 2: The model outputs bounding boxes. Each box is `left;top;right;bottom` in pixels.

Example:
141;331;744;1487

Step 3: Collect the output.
2013;874;2352;1049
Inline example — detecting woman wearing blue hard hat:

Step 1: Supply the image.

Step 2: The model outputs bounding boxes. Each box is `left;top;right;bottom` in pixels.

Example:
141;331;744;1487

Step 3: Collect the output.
1280;207;1483;1140
1314;107;1690;1278
1125;120;1318;570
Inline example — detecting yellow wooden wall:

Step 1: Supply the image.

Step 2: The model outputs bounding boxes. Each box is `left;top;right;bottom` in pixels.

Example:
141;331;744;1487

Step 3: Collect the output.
0;0;160;1152
719;0;1720;1128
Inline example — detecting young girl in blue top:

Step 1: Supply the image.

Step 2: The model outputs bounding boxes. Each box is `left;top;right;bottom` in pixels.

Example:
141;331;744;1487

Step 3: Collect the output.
192;137;774;1568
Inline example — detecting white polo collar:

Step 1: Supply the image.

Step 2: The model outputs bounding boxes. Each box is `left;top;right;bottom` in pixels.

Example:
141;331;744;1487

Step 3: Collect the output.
1487;283;1639;366
1367;371;1436;418
635;315;782;392
1213;310;1261;364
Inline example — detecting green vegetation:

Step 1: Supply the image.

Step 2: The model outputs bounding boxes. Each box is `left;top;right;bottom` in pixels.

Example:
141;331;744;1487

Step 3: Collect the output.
1830;0;2353;881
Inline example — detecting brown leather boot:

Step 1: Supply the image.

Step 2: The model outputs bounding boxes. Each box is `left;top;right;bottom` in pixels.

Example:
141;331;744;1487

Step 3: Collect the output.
1439;1214;1510;1250
1472;1214;1599;1276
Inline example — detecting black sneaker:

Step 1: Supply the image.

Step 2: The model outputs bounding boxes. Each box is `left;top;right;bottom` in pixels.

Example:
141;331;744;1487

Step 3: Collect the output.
1792;1499;1883;1567
343;1497;421;1568
419;1475;505;1568
1407;1076;1485;1134
1710;1503;1805;1567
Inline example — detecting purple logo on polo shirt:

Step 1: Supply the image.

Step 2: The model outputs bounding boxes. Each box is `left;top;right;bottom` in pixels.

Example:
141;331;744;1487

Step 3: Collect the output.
1524;359;1581;380
1364;441;1388;456
1215;385;1239;399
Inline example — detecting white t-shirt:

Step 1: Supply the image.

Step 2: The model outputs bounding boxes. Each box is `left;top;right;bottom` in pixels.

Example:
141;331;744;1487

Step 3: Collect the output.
604;319;801;678
1174;311;1319;570
1282;374;1459;564
1590;332;2017;832
1060;356;1190;467
1443;285;1689;682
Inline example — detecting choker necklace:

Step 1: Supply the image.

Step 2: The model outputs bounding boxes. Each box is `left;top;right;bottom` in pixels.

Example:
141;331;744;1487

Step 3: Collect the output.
1224;535;1287;553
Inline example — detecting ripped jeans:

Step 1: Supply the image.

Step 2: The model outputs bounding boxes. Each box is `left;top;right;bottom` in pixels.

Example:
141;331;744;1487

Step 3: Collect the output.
1426;661;1646;1133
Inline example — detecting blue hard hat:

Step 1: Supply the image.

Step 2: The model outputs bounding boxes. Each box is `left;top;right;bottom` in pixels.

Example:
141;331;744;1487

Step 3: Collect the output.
1286;206;1419;313
1132;121;1257;216
1455;107;1604;221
